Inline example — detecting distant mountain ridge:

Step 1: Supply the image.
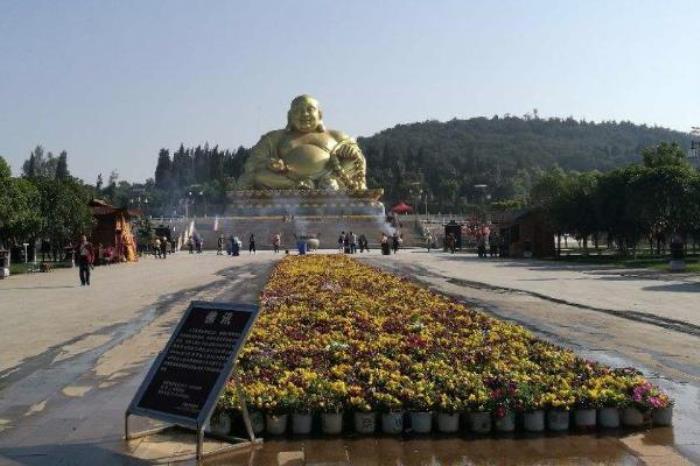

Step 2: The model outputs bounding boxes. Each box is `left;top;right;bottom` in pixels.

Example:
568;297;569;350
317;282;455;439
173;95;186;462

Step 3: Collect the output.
356;116;692;209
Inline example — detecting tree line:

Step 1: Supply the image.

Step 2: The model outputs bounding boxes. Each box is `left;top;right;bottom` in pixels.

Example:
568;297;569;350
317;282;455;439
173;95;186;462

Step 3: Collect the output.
2;117;695;259
146;116;692;215
528;143;700;255
0;146;94;260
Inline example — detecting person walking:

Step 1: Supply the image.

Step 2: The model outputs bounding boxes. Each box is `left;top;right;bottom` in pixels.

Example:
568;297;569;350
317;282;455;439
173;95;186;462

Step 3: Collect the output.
446;233;456;254
425;232;433;253
154;237;161;258
359;234;368;253
350;232;358;254
343;232;351;254
272;233;281;254
76;235;95;286
338;232;345;253
380;233;390;255
188;236;194;254
249;233;256;254
160;236;168;259
217;234;225;255
391;232;400;254
232;236;240;256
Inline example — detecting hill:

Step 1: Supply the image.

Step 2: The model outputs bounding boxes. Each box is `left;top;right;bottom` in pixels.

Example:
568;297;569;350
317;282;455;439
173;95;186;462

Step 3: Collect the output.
357;117;692;211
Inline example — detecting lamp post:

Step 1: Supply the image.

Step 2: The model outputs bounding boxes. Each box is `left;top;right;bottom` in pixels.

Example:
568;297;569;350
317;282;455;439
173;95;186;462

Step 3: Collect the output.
423;192;429;222
473;184;488;223
186;191;193;218
691;127;700;166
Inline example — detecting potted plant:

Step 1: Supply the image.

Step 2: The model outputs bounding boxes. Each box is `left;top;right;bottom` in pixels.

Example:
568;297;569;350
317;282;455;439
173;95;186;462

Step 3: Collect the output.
436;393;463;433
403;380;434;434
593;374;627;428
374;391;404;434
542;389;573;432
350;393;377;434
289;390;314;435
317;380;346;435
208;407;232;436
653;398;674;427
262;388;290;435
466;387;493;434
517;383;545;433
228;384;266;435
572;386;598;430
486;378;516;433
623;380;668;427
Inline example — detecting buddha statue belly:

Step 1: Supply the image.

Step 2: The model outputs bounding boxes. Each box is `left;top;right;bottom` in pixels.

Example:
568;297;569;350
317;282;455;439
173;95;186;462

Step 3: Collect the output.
278;133;335;180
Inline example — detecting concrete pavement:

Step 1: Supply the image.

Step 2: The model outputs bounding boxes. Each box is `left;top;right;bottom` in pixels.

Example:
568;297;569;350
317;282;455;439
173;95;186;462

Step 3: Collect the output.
0;249;698;465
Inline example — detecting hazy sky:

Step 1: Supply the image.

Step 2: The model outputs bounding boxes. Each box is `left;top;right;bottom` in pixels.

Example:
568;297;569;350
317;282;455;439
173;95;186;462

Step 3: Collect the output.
1;0;699;183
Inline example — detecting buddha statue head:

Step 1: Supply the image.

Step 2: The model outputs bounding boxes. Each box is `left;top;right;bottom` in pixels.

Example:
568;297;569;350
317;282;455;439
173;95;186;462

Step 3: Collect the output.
287;94;325;133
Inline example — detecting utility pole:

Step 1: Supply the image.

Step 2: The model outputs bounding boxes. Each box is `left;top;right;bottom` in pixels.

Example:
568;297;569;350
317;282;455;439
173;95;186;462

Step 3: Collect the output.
688;127;700;169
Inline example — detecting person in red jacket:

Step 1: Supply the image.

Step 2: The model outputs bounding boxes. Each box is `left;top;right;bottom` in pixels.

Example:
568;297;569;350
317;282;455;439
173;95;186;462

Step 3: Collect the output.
76;235;95;286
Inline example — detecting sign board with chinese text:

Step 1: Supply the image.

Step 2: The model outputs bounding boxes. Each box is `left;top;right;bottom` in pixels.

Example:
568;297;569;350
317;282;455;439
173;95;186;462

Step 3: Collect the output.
127;301;259;429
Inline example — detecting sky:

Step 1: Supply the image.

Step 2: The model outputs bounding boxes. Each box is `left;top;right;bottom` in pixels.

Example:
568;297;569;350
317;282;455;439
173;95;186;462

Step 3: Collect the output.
1;0;699;183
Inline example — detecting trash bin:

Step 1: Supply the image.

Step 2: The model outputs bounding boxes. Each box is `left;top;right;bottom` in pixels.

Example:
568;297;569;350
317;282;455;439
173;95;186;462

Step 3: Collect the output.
297;241;307;255
381;243;391;255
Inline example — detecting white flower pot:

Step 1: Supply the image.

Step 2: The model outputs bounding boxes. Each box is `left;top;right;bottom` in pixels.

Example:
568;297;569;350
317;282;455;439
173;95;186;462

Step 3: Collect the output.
437;412;459;433
354;411;376;434
321;412;343;434
292;412;313;434
653;406;673;426
209;412;231;435
598;407;620;428
547;409;570;431
523;410;545;432
468;411;492;434
410;411;432;433
574;408;597;429
622;407;648;427
494;411;516;432
266;413;288;435
249;410;265;434
381;412;404;434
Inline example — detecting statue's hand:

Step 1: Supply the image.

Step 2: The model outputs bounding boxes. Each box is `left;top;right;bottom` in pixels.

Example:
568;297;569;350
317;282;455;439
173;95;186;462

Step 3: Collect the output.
268;158;287;173
335;143;361;160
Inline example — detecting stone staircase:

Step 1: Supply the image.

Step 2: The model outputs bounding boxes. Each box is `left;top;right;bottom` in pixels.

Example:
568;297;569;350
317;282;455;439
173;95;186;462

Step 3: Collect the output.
191;216;397;250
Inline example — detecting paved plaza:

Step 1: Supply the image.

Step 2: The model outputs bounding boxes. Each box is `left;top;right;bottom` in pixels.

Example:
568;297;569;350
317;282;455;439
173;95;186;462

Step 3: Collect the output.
0;250;698;465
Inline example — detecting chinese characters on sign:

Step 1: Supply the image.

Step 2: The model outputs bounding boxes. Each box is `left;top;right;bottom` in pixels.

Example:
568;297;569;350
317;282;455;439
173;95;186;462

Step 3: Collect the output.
134;304;254;421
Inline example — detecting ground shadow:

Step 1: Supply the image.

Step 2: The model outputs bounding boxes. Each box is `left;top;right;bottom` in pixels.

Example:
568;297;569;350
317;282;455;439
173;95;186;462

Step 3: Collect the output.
0;442;152;466
643;282;700;292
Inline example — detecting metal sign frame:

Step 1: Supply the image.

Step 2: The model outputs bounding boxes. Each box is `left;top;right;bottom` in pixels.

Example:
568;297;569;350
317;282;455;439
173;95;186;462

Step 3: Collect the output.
124;301;262;461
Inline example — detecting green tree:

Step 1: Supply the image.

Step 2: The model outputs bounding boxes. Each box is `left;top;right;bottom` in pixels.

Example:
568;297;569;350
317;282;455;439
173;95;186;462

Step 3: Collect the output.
155;149;173;190
0;155;11;179
0;178;41;249
642;142;689;169
35;178;94;251
55;151;70;180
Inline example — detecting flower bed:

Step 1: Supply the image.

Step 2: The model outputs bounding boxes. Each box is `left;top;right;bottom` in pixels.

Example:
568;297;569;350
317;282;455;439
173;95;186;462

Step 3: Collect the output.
219;255;671;434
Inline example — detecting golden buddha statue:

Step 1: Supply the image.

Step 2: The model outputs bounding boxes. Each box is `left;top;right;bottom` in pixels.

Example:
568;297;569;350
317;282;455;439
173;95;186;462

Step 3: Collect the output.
238;95;367;190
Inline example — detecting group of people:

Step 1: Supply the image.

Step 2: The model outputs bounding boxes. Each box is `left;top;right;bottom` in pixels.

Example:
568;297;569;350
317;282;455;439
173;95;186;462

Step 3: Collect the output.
212;233;260;256
152;236;171;258
380;232;402;255
338;231;370;254
187;236;204;254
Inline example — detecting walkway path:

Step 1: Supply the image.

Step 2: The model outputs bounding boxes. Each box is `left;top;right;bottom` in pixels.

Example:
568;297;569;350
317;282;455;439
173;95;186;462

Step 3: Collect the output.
0;250;697;464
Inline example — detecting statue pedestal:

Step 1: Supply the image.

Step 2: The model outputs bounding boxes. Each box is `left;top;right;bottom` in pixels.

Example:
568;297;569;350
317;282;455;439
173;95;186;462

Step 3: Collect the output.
188;189;391;250
225;189;385;217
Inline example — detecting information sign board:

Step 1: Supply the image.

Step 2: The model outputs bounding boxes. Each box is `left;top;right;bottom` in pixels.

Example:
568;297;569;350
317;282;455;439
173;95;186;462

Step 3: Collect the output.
127;301;258;429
